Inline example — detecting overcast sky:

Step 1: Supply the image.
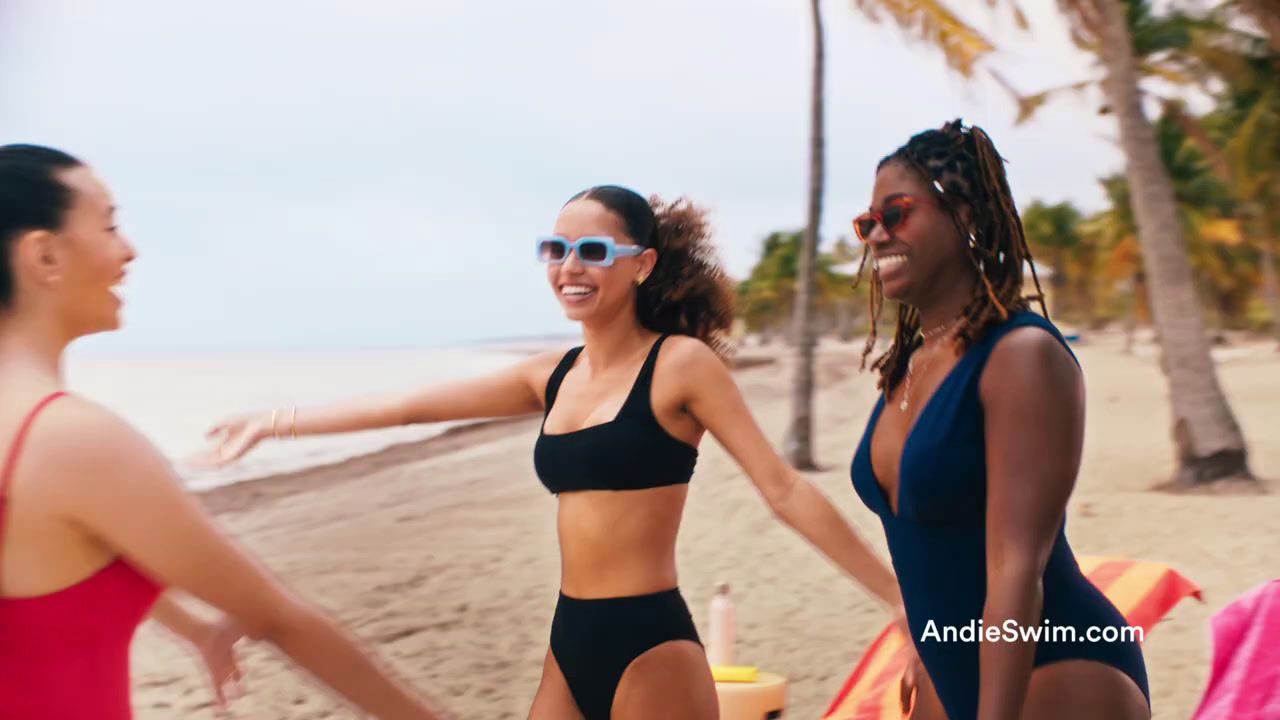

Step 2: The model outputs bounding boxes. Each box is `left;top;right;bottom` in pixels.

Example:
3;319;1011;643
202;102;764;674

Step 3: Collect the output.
0;0;1123;352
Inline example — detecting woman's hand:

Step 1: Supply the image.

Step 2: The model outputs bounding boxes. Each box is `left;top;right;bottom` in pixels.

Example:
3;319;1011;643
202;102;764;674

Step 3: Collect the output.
148;594;247;710
189;412;272;468
900;646;924;715
889;602;921;714
193;615;247;710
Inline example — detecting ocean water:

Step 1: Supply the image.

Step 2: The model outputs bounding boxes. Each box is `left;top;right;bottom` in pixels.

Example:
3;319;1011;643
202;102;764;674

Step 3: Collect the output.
62;344;562;490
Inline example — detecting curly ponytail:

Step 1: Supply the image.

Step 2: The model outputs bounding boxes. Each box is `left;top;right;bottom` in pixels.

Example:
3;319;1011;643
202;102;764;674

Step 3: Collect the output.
568;186;736;359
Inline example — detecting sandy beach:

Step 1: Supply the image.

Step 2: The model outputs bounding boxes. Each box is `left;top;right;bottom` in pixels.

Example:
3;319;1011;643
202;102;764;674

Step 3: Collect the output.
130;333;1280;720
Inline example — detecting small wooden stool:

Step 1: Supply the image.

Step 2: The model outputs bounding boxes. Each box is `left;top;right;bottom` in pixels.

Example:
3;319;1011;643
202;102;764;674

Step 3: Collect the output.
715;671;788;719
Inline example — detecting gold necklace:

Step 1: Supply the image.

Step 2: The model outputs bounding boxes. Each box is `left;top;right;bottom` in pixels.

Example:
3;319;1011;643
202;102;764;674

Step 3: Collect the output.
900;318;959;412
918;319;956;342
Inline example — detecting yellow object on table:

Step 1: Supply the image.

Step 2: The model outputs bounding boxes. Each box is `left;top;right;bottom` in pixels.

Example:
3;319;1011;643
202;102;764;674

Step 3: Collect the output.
712;665;759;683
715;669;788;720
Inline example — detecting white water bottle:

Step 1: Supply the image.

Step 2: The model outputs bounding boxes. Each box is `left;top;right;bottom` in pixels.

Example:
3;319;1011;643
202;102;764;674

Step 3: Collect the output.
707;582;736;667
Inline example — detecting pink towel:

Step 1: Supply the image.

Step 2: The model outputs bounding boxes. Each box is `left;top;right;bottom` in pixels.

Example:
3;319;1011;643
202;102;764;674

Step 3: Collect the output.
1193;579;1280;720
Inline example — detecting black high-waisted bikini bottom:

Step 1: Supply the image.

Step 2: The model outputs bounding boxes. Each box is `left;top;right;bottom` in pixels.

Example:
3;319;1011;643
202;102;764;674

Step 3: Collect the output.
550;587;702;719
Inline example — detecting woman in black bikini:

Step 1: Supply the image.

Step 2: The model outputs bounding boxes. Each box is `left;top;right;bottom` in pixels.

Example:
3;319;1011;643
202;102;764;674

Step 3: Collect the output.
201;185;910;719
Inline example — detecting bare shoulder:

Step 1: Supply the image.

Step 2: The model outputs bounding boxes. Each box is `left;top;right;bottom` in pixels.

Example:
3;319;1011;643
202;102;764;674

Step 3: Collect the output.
24;394;153;463
521;345;576;386
659;334;724;372
657;335;731;401
23;395;172;499
524;346;576;373
980;325;1081;403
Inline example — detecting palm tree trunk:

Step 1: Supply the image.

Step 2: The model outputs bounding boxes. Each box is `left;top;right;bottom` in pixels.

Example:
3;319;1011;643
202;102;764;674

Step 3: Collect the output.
1097;0;1253;485
1124;273;1139;354
1259;233;1280;350
785;0;824;470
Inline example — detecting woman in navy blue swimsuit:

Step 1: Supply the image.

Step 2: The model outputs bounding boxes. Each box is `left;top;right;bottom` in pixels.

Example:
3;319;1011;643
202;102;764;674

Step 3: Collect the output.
847;121;1150;720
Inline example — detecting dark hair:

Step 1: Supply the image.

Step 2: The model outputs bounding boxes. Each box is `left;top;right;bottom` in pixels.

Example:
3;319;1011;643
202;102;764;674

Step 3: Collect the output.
0;144;84;307
567;185;736;359
853;120;1048;392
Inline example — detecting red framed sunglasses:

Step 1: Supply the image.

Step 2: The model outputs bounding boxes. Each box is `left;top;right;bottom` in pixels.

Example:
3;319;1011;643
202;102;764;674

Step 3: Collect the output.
852;195;920;242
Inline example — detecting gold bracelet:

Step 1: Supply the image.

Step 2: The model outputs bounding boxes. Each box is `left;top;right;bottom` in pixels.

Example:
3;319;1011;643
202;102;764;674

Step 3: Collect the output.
270;408;280;440
290;405;298;439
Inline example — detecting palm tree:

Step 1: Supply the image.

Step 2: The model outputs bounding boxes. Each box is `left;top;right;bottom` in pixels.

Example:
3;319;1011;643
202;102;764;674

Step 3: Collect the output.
1082;175;1145;350
1022;201;1086;318
1157;116;1253;333
740;230;856;342
785;0;1000;468
1183;22;1280;346
992;2;1255;485
1012;7;1280;341
786;0;827;469
1077;112;1254;338
1062;0;1253;485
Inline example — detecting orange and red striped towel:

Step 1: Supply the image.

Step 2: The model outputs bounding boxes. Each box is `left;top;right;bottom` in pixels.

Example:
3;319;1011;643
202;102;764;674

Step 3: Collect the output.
821;556;1201;720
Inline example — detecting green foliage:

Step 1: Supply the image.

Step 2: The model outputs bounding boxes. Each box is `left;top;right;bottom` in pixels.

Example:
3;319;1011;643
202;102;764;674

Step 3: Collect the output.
736;231;862;336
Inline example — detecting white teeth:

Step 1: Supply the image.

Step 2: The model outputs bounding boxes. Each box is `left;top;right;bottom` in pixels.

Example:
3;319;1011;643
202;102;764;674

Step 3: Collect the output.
874;254;908;271
562;285;595;297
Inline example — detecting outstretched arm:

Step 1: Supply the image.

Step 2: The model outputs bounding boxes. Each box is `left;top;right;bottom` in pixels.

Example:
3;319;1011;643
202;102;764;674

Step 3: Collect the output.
41;399;452;719
673;339;901;608
196;349;563;466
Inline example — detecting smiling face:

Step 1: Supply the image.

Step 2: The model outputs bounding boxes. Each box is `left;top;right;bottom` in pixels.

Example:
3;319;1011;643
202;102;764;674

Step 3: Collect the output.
547;198;656;325
43;165;137;336
864;160;972;307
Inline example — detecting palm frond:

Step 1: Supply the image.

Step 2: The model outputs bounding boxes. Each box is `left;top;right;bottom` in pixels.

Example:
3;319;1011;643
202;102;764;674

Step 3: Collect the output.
851;0;996;76
990;69;1099;124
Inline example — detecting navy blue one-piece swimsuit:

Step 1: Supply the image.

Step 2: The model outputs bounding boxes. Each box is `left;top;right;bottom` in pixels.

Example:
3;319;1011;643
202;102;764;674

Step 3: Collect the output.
850;310;1149;720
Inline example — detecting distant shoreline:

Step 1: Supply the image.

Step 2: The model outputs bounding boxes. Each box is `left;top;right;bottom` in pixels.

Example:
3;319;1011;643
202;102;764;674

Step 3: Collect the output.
69;333;588;358
197;351;778;515
198;413;543;515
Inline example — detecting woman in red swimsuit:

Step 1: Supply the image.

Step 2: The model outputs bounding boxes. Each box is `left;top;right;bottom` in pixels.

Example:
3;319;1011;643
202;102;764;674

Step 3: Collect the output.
0;144;450;720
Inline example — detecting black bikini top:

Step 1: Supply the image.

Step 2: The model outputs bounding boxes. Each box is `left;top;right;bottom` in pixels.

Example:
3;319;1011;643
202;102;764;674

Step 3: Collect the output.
533;335;698;494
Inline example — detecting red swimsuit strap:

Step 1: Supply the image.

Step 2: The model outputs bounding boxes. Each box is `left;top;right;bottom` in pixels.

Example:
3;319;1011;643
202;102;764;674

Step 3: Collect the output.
0;391;69;583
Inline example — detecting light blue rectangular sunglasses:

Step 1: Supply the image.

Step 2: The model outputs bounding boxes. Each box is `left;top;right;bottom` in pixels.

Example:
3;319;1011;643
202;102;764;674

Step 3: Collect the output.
535;235;644;267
